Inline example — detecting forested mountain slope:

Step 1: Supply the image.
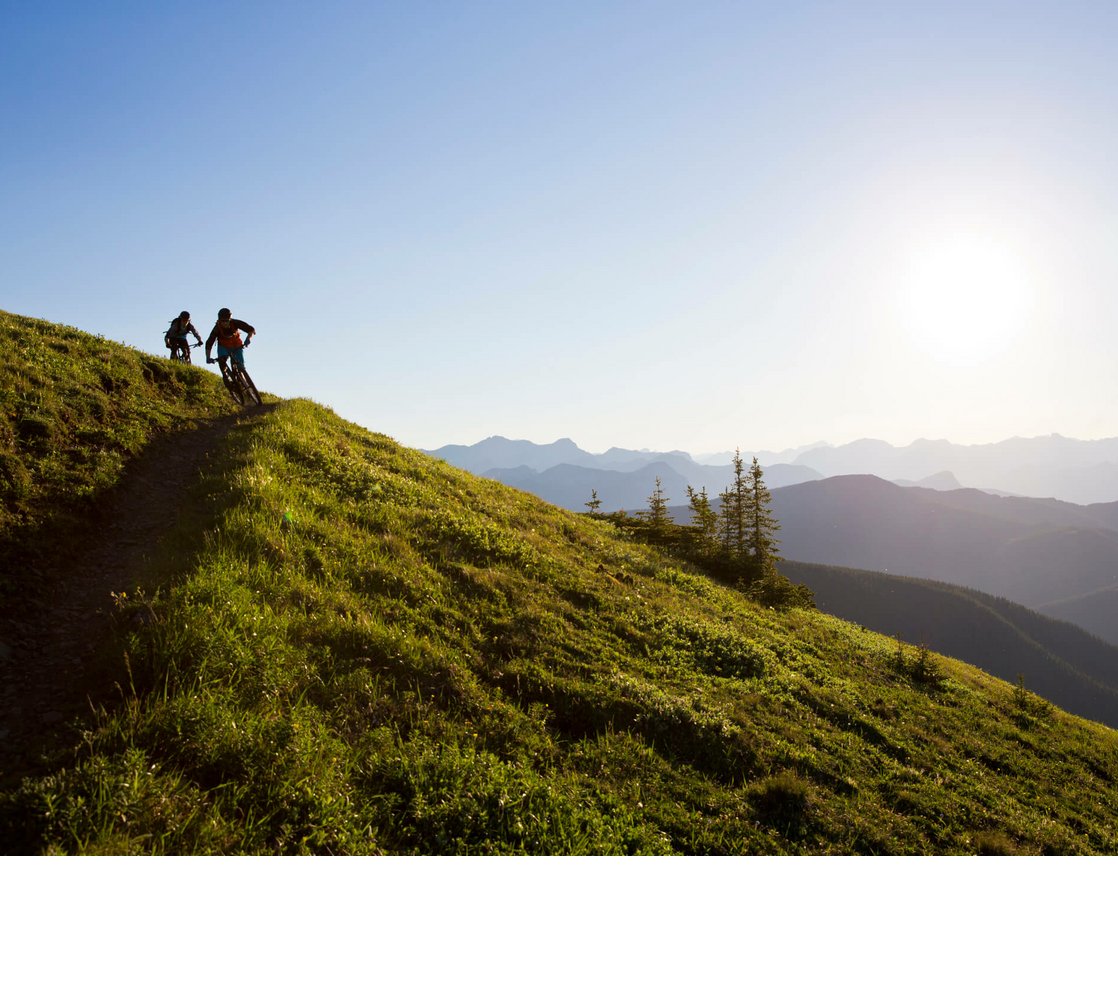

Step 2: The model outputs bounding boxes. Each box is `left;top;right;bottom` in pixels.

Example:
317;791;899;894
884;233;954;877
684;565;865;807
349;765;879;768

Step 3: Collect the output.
1039;586;1118;649
3;311;1118;855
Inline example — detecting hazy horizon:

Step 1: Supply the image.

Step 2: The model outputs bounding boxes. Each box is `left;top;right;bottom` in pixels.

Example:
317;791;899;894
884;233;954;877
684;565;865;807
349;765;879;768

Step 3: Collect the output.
427;428;1118;461
6;2;1118;454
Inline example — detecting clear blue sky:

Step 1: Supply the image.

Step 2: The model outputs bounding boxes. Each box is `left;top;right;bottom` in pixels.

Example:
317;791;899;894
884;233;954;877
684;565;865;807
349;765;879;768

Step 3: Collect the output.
5;1;1118;454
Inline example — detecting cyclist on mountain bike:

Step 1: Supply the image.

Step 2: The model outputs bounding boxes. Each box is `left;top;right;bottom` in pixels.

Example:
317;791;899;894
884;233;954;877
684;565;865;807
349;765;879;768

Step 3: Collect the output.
205;307;256;372
165;311;203;361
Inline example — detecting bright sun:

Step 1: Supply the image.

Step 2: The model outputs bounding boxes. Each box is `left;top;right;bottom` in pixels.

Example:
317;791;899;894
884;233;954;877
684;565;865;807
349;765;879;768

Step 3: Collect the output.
895;232;1035;366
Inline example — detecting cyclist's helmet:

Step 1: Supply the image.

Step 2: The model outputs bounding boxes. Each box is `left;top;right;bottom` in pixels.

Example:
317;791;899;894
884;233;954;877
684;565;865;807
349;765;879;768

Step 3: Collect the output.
218;307;232;320
180;311;190;321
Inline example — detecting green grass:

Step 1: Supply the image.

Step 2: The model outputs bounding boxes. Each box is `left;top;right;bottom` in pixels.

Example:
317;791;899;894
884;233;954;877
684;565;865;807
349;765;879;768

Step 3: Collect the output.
3;312;1118;854
0;310;235;585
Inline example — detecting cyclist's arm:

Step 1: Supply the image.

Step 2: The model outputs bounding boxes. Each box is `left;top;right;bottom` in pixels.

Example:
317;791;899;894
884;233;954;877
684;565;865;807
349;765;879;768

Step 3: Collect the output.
204;327;219;362
232;318;256;341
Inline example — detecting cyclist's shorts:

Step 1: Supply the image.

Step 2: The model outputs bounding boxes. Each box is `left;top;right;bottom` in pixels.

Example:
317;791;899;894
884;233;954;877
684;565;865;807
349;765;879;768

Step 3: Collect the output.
217;344;245;367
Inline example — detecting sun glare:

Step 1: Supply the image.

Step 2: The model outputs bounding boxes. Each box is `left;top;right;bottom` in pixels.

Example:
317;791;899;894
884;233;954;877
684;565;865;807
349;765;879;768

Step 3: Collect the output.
894;232;1035;366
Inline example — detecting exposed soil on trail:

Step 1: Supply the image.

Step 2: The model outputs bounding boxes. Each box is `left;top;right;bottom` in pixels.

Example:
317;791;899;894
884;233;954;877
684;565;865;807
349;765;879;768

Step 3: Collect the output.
0;404;273;788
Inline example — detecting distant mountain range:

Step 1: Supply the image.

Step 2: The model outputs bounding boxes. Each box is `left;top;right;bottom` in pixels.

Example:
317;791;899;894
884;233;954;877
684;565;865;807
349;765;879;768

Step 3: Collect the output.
789;435;1118;504
424;435;822;511
425;432;1118;506
762;475;1118;613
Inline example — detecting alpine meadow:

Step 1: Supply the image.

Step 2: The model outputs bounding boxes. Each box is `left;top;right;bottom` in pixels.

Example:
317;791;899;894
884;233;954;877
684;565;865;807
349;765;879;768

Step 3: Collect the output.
3;310;1118;855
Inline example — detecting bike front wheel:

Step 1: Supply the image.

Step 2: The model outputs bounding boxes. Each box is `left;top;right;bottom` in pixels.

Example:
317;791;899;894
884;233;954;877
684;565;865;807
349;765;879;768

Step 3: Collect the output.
235;365;262;406
221;364;246;404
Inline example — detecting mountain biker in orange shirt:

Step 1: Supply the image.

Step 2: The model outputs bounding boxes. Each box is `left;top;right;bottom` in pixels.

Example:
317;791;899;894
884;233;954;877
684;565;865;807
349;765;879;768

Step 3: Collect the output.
205;307;256;372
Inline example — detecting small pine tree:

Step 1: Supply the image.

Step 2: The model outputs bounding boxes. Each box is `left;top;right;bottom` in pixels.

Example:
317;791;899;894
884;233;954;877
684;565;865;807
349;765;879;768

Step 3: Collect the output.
744;456;781;570
892;642;908;673
641;476;674;543
585;489;602;516
686;484;719;556
1013;674;1050;724
718;449;749;561
912;644;938;685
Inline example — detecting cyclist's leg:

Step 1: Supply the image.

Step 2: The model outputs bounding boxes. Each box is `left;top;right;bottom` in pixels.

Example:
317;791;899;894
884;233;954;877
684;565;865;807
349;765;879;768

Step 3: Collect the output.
217;344;245;402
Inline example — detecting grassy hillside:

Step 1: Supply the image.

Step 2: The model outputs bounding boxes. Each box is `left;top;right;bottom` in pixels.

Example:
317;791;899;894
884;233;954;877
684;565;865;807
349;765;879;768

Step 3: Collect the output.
4;314;1118;854
0;310;232;575
780;560;1118;728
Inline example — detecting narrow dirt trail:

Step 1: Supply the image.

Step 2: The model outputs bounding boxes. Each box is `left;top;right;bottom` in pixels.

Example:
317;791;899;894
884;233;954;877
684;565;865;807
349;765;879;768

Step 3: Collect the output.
0;404;274;787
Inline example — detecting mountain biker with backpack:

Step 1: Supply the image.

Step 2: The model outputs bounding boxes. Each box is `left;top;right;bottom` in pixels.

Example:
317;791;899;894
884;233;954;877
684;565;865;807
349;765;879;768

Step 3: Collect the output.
205;307;256;372
165;310;203;362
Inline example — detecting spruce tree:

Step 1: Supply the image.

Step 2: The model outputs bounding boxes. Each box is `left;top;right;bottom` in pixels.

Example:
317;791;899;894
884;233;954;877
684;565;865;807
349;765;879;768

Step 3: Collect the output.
744;456;781;570
585;489;602;516
686;484;718;556
718;449;749;561
642;476;673;543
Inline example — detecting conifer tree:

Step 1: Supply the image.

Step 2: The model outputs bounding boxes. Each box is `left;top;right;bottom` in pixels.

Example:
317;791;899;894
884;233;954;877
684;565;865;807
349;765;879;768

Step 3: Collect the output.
718;449;749;560
744;456;781;569
585;489;602;516
642;476;673;542
686;484;718;556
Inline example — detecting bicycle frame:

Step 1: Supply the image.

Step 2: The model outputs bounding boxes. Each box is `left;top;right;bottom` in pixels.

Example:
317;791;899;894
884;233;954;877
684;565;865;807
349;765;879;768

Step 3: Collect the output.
218;359;262;406
168;340;200;364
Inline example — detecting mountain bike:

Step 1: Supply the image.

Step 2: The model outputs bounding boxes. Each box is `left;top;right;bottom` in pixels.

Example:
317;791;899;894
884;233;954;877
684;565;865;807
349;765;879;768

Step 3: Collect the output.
217;358;262;406
167;340;201;364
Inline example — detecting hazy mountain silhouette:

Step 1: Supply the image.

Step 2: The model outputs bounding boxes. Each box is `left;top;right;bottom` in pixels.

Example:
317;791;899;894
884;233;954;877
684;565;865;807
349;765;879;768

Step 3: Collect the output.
791;435;1118;504
765;475;1118;610
427;436;821;511
422;436;598;474
427;432;1118;504
894;471;963;491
